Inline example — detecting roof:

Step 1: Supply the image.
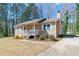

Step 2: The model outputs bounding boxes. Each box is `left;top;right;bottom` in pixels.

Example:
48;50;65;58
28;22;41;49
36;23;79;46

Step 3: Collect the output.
16;18;46;27
42;18;59;24
15;18;63;27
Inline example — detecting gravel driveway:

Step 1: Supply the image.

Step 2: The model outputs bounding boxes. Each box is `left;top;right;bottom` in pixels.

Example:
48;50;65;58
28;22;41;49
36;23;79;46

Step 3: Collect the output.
37;37;79;56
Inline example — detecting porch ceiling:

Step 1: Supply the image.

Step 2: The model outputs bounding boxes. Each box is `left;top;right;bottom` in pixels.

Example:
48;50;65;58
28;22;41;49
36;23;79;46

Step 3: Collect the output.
15;22;41;28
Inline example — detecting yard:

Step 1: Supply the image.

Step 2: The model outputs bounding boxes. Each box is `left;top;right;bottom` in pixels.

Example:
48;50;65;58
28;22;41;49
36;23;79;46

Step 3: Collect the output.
0;37;53;56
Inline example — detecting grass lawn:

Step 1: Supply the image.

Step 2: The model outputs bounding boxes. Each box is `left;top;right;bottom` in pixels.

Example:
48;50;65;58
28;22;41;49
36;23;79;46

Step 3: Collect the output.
0;37;53;56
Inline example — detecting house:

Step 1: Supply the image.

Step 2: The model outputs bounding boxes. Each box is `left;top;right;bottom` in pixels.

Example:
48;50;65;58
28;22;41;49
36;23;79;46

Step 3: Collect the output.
15;10;63;39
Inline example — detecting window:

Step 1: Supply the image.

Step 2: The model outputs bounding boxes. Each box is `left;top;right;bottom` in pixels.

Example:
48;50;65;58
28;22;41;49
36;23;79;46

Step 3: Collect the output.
43;24;46;30
43;24;51;30
47;24;50;30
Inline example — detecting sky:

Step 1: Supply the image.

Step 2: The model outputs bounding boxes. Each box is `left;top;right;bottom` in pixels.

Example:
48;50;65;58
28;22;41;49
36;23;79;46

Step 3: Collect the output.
42;3;62;18
37;3;63;18
36;3;76;23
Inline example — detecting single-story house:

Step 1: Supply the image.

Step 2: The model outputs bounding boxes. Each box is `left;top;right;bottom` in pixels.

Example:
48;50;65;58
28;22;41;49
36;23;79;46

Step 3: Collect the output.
15;11;63;39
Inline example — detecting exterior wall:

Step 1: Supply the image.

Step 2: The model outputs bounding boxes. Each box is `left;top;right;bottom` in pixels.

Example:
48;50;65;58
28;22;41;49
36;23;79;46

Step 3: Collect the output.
41;23;57;38
56;20;63;37
24;24;41;30
56;20;60;37
41;20;62;38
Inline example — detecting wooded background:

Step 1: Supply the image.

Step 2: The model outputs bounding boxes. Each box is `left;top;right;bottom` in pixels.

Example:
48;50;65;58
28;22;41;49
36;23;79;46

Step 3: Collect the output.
0;3;78;37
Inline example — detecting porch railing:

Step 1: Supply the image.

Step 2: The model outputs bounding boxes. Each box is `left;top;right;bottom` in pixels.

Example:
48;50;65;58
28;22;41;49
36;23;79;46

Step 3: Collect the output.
15;29;39;37
23;29;39;36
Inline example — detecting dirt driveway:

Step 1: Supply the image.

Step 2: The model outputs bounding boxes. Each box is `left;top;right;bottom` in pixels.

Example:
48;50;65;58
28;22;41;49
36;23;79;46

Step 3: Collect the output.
38;37;79;56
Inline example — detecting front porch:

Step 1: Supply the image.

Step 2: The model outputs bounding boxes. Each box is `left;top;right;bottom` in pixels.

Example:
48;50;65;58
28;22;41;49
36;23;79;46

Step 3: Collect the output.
15;22;41;39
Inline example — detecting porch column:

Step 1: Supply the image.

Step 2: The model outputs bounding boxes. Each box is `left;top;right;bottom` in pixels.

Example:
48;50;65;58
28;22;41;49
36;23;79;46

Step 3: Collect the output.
22;25;25;40
34;23;36;40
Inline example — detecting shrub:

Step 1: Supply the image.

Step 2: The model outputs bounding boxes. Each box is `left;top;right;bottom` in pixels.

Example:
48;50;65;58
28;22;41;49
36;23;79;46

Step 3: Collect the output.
39;35;48;40
35;35;39;39
48;35;55;41
15;35;23;39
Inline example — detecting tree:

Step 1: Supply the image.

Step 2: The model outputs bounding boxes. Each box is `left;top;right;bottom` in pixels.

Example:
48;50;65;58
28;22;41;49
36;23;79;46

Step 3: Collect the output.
0;3;8;37
76;3;79;34
0;4;5;36
5;3;26;36
23;3;40;21
0;19;5;37
47;3;55;19
38;3;43;18
63;10;70;35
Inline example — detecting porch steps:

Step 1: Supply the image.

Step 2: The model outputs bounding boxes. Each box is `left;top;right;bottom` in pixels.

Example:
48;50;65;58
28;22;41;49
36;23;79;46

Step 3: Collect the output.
26;30;39;39
26;34;34;39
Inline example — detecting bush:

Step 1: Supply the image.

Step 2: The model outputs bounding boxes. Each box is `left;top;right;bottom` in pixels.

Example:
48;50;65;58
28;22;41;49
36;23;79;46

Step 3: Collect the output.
15;35;23;39
35;35;39;39
48;35;55;41
39;35;48;40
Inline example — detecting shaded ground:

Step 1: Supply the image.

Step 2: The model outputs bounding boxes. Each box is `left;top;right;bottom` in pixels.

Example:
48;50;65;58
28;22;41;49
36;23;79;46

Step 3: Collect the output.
38;37;79;56
0;37;53;56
